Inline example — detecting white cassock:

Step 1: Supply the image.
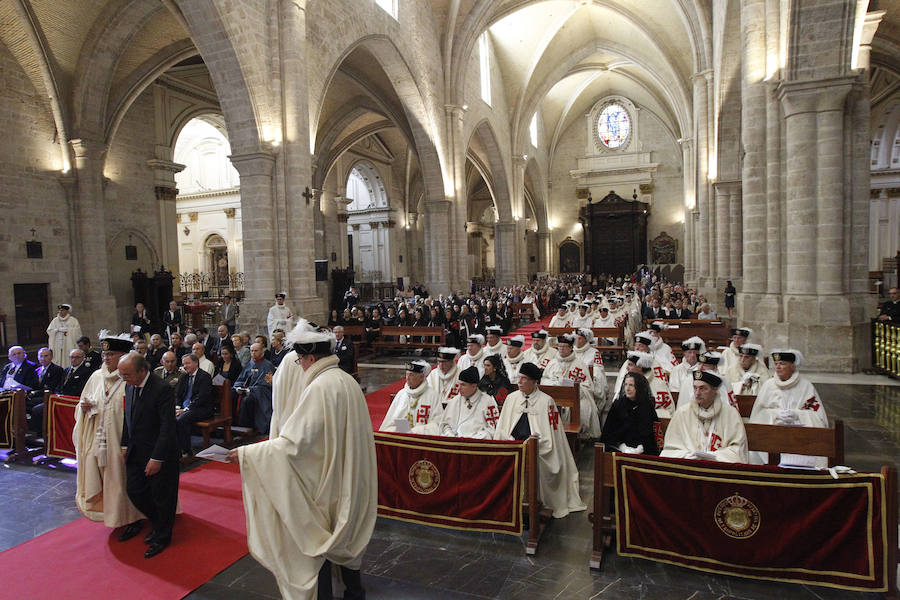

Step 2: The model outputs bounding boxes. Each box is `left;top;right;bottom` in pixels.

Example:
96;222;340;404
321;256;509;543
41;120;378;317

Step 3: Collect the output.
572;314;593;328
439;390;499;439
426;365;459;407
548;315;570;328
380;381;443;435
541;354;602;438
269;350;305;438
661;395;749;463
47;314;82;367
238;355;377;600
503;352;527;382
669;359;700;395
521;343;557;370
592;314;615;328
749;373;829;467
650;338;678;372
720;343;741;373
674;369;739;416
484;341;508;358
495;389;587;518
456;349;486;378
726;360;771;396
614;360;672;397
573;344;609;420
73;366;144;527
267;304;295;336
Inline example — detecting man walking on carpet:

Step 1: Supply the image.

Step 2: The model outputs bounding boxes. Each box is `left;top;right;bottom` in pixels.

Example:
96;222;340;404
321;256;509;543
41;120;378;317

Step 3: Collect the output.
228;319;376;600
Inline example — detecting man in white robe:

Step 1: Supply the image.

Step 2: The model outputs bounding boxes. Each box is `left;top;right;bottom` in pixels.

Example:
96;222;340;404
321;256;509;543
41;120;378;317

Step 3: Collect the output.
230;324;376;600
456;334;486;377
495;362;586;518
47;303;82;367
680;352;739;413
267;292;295;337
749;349;829;467
720;327;753;373
548;306;570;329
502;335;527;382
427;347;461;407
614;333;671;393
648;323;678;371
483;326;507;358
661;371;749;463
726;343;771;396
522;330;557;369
572;304;593;328
73;332;144;530
573;328;609;423
521;291;540;319
592;306;615;328
380;360;443;434
439;366;500;439
541;333;601;438
669;336;705;396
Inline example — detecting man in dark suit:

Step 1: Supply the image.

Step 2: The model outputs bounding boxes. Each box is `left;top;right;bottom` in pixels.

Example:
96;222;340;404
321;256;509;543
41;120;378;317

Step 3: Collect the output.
1;346;40;390
60;348;92;397
76;336;102;372
333;326;355;375
27;347;65;436
174;353;214;456
118;353;180;559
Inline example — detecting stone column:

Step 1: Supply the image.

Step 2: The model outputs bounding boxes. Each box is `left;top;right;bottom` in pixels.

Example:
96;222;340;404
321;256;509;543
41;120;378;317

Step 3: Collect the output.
445;104;469;292
714;182;731;284
69;138;116;337
537;230;551;274
57;174;81;301
494;221;517;287
229;151;276;334
333;194;351;267
512;155;528;284
680;138;696;284
692;71;712;284
729;186;743;281
423;199;451;294
147;155;185;286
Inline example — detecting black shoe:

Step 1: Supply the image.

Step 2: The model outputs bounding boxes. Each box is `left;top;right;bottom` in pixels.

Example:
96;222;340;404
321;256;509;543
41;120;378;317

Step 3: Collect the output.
118;521;144;542
144;540;169;558
143;530;157;544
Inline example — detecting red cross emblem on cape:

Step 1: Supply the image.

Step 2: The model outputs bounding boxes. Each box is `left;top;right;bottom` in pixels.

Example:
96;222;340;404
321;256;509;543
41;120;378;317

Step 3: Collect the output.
416;405;431;424
547;404;560;430
727;391;738;409
709;432;723;452
802;396;820;412
568;367;586;383
485;405;499;427
655;391;671;409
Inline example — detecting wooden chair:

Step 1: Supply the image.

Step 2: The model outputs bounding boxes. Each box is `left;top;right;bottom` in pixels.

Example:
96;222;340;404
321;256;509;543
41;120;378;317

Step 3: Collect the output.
194;380;234;448
539;383;581;454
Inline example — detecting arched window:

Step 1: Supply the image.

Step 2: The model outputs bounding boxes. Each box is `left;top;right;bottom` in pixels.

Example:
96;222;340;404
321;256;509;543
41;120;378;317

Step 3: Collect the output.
174;118;240;193
375;0;397;19
479;32;492;106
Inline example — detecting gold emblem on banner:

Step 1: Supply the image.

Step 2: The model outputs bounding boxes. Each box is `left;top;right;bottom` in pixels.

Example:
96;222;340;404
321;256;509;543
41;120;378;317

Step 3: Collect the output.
409;459;440;495
714;493;760;539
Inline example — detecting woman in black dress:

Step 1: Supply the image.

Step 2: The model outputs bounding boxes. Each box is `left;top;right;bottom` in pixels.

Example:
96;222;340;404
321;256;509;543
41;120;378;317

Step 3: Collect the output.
478;355;514;406
216;343;243;383
600;371;660;455
724;280;736;318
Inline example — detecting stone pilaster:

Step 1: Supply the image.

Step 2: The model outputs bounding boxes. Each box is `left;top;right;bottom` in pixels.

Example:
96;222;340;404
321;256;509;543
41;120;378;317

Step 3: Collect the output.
692;71;712;286
423;199;451;294
537;230;551;274
445;104;469;292
494;221;517;287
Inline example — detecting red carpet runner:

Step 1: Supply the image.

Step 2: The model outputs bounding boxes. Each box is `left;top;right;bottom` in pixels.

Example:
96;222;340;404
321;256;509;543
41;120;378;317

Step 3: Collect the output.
0;461;247;600
365;316;551;428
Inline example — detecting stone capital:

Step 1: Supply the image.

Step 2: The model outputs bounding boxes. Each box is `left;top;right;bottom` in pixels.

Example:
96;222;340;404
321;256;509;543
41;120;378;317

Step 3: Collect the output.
69;138;107;162
154;186;178;202
691;69;713;83
224;207;236;218
444;104;468;119
777;75;859;116
228;151;276;178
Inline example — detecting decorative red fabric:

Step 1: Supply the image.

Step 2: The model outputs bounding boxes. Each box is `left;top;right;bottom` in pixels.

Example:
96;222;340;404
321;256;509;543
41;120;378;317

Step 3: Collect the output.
614;454;889;593
375;432;525;535
0;391;13;449
45;394;79;459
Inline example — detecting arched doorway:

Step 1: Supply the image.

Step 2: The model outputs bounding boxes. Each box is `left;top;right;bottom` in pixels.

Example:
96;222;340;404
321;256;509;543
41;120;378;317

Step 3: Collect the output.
206;234;229;290
346;160;392;284
559;239;581;273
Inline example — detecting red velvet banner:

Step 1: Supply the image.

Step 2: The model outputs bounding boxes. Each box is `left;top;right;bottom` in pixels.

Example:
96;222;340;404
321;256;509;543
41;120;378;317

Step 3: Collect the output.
45;394;79;459
614;454;889;592
375;432;525;535
0;392;13;450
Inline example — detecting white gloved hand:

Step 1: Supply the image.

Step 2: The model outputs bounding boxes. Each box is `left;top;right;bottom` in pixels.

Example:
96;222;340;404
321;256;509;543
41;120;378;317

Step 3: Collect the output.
688;450;716;461
827;465;857;479
634;444;644;454
618;443;634;453
774;408;799;425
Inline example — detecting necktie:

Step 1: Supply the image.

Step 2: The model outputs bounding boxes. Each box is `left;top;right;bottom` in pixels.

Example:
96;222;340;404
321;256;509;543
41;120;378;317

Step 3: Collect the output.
184;375;194;409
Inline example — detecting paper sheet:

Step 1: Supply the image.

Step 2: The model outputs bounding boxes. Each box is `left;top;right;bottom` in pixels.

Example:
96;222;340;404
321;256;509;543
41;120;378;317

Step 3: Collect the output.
393;419;411;433
195;444;231;463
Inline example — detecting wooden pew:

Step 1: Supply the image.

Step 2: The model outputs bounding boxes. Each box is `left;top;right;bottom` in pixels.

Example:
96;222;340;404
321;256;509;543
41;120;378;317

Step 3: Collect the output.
653;320;732;357
522;435;552;555
194;380;233;448
670;391;757;418
590;418;847;569
540;383;581;455
371;326;445;354
2;389;35;465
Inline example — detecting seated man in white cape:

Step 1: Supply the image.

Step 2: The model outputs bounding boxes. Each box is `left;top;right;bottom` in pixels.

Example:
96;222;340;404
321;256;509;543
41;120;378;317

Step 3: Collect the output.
456;334;486;378
483;326;507;358
548;306;570;328
614;332;671;393
541;333;602;438
439;365;500;439
725;343;771;396
521;330;557;369
380;359;443;434
229;321;376;600
426;347;461;407
668;336;705;396
502;335;528;382
661;370;749;463
495;362;586;518
749;349;828;467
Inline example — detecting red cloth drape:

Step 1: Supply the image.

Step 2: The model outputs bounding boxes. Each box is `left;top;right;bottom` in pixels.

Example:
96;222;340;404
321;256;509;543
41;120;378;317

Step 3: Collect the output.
45;394;79;459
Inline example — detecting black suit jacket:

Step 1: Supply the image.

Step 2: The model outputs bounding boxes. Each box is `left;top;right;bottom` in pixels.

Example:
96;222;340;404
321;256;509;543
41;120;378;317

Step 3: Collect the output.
202;336;218;361
61;363;93;397
146;346;166;371
174;369;214;416
334;337;355;374
1;360;40;390
83;350;102;372
36;363;64;393
122;373;179;465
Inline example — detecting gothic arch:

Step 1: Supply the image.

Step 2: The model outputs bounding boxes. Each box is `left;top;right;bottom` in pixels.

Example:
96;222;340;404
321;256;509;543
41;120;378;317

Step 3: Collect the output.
466;119;513;222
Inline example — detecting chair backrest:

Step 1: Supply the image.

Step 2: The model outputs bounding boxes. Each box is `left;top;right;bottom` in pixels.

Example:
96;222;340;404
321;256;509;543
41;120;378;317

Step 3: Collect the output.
540;383;581;432
212;379;232;418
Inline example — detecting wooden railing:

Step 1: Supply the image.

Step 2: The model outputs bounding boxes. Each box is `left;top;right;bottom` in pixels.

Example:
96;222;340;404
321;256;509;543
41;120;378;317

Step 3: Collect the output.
873;319;900;379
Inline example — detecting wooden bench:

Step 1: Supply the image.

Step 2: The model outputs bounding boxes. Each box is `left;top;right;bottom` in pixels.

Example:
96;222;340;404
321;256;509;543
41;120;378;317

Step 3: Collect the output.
371;326;445;354
590;418;847;569
540;383;581;455
653;320;732;357
194;380;233;448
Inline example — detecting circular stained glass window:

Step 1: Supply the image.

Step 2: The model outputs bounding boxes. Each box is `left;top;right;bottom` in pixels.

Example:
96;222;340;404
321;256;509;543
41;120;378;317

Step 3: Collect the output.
597;103;631;149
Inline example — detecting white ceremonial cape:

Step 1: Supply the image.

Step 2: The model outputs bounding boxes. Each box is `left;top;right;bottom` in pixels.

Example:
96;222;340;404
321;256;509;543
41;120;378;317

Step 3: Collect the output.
484;341;508;358
47;314;82;367
267;304;295;336
269;350;304;438
720;343;741;374
572;314;593;328
726;359;772;396
456;348;486;378
522;343;557;370
650;338;678;372
239;355;377;600
439;390;499;439
661;394;749;463
548;315;570;328
426;365;459;407
613;360;671;397
674;369;739;416
380;381;443;435
503;352;527;382
73;366;144;527
669;359;699;395
573;343;609;421
495;389;586;518
541;353;602;438
749;372;829;467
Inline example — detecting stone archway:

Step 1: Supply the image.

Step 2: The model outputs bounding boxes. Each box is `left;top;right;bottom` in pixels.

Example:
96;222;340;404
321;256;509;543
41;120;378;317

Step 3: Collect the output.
559;239;581;273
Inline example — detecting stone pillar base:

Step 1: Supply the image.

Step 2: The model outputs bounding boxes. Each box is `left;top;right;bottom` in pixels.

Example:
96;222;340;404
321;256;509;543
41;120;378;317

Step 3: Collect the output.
236;300;271;337
738;292;871;372
293;294;327;325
